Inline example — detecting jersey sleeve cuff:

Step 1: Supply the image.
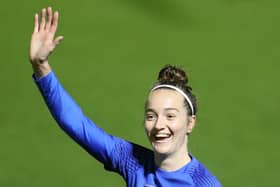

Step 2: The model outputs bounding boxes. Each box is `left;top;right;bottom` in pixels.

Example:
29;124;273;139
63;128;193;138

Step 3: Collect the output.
32;71;57;97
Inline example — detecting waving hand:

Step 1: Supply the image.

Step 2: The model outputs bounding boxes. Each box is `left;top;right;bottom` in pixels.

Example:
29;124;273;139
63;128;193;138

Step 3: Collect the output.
29;7;63;77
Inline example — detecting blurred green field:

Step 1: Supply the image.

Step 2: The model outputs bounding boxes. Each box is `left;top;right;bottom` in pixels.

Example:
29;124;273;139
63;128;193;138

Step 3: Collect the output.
1;0;280;186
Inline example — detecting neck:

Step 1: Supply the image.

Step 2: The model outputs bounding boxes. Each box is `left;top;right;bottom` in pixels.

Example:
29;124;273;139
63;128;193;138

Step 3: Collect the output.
154;149;191;172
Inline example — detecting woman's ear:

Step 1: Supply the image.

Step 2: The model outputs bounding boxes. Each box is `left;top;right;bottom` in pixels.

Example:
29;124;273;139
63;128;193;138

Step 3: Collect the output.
186;115;196;135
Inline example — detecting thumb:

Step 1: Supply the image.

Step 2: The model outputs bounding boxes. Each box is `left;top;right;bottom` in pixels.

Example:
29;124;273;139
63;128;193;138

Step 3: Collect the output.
54;36;64;46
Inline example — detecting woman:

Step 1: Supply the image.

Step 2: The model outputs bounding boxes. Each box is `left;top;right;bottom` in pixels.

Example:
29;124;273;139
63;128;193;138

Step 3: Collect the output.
29;7;222;187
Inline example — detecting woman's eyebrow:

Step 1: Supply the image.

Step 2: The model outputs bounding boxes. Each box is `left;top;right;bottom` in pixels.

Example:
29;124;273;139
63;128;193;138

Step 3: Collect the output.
164;108;179;112
145;108;156;113
146;108;179;112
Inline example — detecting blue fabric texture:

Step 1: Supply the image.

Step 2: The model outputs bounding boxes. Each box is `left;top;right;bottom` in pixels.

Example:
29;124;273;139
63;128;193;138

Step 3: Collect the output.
34;71;222;187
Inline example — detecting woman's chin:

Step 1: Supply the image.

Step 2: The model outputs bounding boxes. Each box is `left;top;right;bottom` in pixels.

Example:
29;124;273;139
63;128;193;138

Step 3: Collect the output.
152;142;171;155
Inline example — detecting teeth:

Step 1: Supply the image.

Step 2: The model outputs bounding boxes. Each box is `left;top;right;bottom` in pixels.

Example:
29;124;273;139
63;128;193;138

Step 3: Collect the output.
154;134;170;138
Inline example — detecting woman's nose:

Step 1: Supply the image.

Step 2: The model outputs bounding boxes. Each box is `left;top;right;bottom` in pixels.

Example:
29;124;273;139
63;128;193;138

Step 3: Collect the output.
154;116;165;130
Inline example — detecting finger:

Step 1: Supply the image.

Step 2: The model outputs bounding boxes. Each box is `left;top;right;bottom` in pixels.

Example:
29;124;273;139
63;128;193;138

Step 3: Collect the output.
33;13;39;33
54;36;64;46
45;7;53;31
50;11;59;34
39;8;46;31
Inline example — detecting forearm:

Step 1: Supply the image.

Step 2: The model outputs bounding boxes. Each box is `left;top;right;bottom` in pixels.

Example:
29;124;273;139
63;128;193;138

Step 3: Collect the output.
34;72;115;163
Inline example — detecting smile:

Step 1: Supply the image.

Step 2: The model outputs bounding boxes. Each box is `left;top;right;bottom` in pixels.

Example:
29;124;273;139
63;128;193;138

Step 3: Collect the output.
152;133;172;143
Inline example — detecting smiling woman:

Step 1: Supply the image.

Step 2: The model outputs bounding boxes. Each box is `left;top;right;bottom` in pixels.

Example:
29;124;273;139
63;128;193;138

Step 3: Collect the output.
144;66;197;171
29;7;222;187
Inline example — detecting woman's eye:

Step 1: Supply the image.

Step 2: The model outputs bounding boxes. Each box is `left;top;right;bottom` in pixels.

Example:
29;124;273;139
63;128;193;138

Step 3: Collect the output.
146;114;155;121
167;114;175;120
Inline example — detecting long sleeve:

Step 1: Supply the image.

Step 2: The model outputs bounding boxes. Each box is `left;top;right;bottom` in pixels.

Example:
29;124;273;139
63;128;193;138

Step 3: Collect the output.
33;71;116;166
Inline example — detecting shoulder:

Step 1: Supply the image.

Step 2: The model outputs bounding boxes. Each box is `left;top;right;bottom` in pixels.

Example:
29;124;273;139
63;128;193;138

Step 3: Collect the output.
186;156;222;187
112;137;154;160
108;137;154;177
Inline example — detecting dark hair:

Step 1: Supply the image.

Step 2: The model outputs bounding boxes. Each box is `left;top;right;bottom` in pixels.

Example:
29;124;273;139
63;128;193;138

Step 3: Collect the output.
152;65;197;116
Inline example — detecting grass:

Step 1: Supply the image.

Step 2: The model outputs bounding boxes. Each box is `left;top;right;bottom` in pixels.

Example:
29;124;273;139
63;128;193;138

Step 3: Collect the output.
1;0;280;186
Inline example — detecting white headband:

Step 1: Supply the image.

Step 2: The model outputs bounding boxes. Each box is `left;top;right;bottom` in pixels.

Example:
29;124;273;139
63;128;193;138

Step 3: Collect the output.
151;84;195;115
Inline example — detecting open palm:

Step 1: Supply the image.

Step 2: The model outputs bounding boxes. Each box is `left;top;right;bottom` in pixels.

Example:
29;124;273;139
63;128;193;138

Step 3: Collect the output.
29;7;63;64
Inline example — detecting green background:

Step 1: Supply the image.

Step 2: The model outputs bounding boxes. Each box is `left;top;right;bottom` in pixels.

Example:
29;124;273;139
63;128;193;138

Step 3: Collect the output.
1;0;279;186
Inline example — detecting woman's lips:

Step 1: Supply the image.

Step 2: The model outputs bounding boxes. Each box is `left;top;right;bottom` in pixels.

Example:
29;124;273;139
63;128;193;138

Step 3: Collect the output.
152;133;172;142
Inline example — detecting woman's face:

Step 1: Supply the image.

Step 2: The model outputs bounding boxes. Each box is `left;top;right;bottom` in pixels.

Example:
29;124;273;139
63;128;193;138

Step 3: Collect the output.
145;89;195;156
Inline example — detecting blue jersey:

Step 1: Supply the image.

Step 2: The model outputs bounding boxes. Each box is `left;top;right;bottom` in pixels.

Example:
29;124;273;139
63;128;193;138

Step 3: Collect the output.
34;71;222;187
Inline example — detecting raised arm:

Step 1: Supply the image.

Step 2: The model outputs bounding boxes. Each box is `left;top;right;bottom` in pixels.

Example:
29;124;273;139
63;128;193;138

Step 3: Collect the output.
29;7;63;78
28;8;153;180
29;7;117;166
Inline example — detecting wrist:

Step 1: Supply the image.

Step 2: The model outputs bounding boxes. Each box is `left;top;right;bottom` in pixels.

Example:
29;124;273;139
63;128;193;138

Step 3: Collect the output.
32;61;52;79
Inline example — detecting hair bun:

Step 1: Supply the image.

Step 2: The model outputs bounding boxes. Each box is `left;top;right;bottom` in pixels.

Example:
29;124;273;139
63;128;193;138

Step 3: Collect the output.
158;65;189;86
